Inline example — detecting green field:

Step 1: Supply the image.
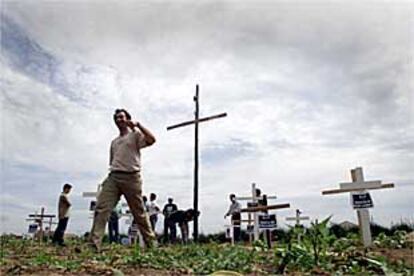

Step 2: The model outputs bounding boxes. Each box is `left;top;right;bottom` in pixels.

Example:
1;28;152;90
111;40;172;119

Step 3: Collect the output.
1;219;413;275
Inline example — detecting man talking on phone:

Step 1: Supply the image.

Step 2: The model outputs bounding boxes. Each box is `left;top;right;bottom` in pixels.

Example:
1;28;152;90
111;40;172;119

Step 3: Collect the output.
89;109;156;251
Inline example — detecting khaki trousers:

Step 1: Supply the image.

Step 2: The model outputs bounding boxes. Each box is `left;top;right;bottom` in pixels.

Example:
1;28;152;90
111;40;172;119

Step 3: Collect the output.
90;172;155;248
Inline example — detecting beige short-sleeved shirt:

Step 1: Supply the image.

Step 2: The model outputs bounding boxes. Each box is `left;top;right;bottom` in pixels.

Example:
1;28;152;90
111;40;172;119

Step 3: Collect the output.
109;129;148;172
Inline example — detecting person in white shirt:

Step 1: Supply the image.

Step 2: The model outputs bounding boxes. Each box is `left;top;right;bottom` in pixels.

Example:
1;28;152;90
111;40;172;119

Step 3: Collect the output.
224;194;242;242
147;193;160;231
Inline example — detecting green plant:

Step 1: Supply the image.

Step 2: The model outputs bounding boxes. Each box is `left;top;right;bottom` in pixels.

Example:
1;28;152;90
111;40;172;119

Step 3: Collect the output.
374;230;408;249
302;216;334;266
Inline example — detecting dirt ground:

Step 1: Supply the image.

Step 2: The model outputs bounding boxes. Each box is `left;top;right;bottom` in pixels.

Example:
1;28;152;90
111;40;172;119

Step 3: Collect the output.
2;245;412;275
372;247;414;268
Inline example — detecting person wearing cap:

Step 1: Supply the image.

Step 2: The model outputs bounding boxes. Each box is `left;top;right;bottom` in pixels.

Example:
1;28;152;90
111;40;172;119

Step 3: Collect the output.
52;183;72;246
162;197;178;243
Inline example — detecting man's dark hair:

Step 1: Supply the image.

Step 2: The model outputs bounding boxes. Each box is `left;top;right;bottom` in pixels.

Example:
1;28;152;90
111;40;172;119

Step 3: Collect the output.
230;194;236;200
113;108;132;122
63;183;72;190
150;193;156;201
255;188;261;197
184;208;200;221
143;195;148;202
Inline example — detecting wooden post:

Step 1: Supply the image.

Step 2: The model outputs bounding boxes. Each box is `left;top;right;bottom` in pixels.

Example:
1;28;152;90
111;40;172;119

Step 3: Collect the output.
166;84;227;242
252;183;259;240
39;207;44;242
193;84;199;241
351;168;372;247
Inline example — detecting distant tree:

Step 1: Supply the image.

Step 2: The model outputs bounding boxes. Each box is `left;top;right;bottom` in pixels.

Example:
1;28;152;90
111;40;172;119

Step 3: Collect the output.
390;222;414;234
370;223;392;237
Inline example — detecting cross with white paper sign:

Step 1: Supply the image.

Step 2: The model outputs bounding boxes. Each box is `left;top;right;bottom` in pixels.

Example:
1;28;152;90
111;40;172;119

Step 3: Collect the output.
236;183;277;241
237;183;290;242
26;207;56;242
322;167;395;247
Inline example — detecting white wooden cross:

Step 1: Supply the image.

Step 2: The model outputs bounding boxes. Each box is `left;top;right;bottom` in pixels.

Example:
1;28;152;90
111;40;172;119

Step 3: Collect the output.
82;183;102;198
82;183;102;217
322;167;395;247
236;183;290;241
286;209;310;226
26;207;56;242
286;209;309;242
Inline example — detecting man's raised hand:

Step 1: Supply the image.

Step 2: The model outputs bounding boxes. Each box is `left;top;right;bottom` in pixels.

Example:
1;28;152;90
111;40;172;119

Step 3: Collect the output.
126;120;136;130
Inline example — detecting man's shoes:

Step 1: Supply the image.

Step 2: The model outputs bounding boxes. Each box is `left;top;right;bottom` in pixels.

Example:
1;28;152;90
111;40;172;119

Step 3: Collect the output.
52;240;66;247
145;239;158;250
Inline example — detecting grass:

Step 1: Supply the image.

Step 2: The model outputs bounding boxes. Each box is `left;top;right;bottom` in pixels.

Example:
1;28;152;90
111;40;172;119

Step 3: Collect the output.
1;220;413;275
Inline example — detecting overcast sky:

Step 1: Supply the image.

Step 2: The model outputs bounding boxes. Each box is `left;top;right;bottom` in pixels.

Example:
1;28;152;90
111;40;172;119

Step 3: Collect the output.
1;1;413;236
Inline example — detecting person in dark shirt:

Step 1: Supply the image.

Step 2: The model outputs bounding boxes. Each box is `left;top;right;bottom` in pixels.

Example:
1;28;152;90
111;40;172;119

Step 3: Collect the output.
162;197;178;243
108;204;122;243
168;209;200;243
256;188;271;247
256;188;268;211
143;195;149;211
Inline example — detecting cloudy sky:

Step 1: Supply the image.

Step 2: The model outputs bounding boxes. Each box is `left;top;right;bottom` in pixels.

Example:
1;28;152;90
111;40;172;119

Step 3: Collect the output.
1;1;413;236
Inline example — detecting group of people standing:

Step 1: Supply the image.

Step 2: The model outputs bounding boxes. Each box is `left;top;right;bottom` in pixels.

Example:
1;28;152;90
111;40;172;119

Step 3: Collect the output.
107;194;182;244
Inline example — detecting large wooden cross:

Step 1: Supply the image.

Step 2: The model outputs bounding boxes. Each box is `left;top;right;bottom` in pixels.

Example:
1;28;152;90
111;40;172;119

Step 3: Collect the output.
166;84;227;241
322;167;395;247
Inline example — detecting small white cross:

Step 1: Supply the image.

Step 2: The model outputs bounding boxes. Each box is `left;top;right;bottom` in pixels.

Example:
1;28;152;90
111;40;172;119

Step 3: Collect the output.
322;167;395;247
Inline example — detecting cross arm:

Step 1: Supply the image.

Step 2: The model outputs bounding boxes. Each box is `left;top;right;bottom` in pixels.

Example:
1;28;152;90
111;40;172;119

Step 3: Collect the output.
231;219;254;223
28;214;55;218
286;216;310;221
241;203;290;213
236;195;277;201
322;183;395;195
167;113;227;130
82;192;98;198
